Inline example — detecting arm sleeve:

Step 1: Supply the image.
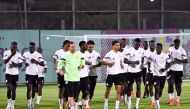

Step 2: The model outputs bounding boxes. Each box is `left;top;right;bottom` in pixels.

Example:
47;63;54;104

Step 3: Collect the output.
181;49;188;59
18;53;24;63
3;51;8;60
103;53;110;61
53;51;59;61
57;58;65;70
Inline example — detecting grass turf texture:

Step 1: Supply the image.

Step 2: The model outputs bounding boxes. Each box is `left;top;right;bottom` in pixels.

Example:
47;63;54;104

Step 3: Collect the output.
0;81;190;109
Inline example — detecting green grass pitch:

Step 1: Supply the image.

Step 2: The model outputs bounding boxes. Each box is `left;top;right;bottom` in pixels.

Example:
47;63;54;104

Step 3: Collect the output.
0;81;190;109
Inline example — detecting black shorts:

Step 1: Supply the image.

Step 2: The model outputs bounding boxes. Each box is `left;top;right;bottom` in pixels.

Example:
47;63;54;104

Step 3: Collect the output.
153;76;160;86
57;73;65;88
80;77;90;93
106;74;122;88
120;73;128;84
127;72;142;84
146;73;154;85
66;81;80;97
141;68;147;77
37;77;44;85
25;74;38;86
168;70;183;82
5;74;19;86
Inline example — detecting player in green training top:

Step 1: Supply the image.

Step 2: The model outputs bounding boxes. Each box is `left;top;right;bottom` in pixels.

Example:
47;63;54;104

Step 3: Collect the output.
57;41;85;109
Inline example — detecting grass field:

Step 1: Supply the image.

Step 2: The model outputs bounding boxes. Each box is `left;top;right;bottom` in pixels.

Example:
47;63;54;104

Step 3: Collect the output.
0;81;190;109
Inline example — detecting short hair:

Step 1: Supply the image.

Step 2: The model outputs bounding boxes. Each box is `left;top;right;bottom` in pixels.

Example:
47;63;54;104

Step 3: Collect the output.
143;41;148;43
156;43;163;48
29;42;35;46
149;40;155;43
11;41;17;45
70;41;74;45
63;40;70;46
174;39;180;43
112;40;120;46
79;41;86;47
87;40;95;45
134;38;141;42
121;38;126;41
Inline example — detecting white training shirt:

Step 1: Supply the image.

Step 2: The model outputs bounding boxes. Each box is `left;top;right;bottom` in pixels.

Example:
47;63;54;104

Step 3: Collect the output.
168;46;187;71
3;50;23;75
121;45;131;73
143;49;156;73
38;59;48;77
53;49;67;62
85;50;101;76
80;51;90;78
126;47;144;73
23;51;43;76
149;52;171;76
103;50;123;75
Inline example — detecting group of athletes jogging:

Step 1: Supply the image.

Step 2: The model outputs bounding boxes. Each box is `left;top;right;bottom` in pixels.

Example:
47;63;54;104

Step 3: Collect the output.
3;38;188;109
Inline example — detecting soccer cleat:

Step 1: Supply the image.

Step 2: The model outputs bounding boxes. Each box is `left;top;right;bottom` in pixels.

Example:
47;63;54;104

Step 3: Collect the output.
104;103;108;109
176;101;180;106
86;106;91;109
151;101;156;107
169;98;174;106
131;90;135;97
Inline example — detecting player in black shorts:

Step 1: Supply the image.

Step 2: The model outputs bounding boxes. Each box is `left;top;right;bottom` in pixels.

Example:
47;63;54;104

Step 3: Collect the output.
167;39;188;106
3;42;23;109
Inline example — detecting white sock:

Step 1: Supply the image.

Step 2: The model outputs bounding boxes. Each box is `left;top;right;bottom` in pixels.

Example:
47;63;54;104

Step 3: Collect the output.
37;96;41;103
176;96;180;102
75;102;78;109
28;99;32;107
127;96;132;109
124;94;127;103
12;100;15;107
115;100;120;108
168;93;172;100
136;98;140;106
105;98;108;104
171;93;174;99
156;100;160;109
70;106;74;109
7;99;11;106
85;99;89;107
58;99;63;107
151;96;155;102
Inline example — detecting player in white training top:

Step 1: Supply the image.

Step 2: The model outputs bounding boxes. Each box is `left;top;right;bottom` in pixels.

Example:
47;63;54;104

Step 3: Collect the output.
53;40;70;109
36;47;48;105
143;40;156;106
124;38;144;109
3;42;23;109
167;39;188;106
149;43;171;109
102;40;124;109
86;40;101;101
23;42;44;109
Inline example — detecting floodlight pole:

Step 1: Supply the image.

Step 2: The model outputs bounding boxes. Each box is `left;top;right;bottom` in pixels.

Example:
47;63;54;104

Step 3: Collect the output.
117;0;121;30
24;0;27;29
72;0;76;30
137;0;140;30
161;0;164;29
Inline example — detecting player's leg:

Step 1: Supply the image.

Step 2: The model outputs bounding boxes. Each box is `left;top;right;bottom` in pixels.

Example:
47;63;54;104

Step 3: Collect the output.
57;74;65;109
89;76;97;100
11;75;18;109
36;77;44;105
148;73;155;106
123;73;128;104
81;77;90;109
143;73;149;98
104;75;113;109
114;74;122;109
26;75;33;109
77;79;83;109
175;71;183;106
159;76;166;97
120;74;125;105
31;76;38;108
5;74;13;109
168;71;175;105
126;73;134;109
135;72;142;109
67;82;75;109
154;76;161;109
